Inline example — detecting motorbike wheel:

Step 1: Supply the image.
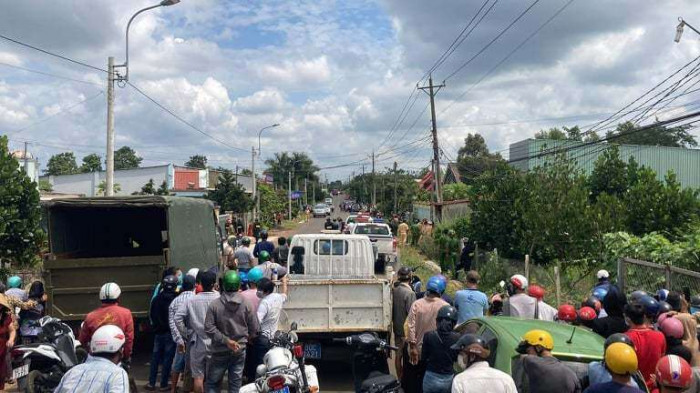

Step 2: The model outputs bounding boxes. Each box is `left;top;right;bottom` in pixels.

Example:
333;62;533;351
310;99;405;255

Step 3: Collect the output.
26;370;52;393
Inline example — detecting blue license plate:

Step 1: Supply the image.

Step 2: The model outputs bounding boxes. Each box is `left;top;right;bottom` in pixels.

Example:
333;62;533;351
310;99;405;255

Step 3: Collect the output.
272;387;290;393
304;343;321;359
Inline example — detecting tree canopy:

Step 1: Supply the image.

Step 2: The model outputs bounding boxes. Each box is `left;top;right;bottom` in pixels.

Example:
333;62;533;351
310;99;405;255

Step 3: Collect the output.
455;133;504;184
264;152;319;190
114;146;142;170
45;152;78;175
185;155;207;169
207;170;254;214
605;121;697;148
80;153;103;173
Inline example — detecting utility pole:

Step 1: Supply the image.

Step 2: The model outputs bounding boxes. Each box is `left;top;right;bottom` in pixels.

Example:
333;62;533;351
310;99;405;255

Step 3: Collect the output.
23;141;29;177
106;56;116;196
235;165;238;183
312;181;316;203
371;151;376;208
418;74;445;222
288;170;292;220
362;164;366;203
304;176;308;207
393;161;398;214
251;147;257;221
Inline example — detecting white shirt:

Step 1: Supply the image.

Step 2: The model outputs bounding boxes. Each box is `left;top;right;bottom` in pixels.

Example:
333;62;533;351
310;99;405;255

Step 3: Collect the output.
55;355;129;393
257;293;287;339
537;301;558;321
452;361;517;393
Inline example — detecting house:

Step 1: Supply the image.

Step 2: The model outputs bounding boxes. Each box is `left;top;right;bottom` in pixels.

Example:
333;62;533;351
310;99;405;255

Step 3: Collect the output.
11;150;39;183
443;162;463;185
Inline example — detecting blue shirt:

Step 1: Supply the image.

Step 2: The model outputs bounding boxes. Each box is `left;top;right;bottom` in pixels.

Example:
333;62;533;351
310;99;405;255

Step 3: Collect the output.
55;355;129;393
454;288;488;324
588;362;639;389
583;381;644;393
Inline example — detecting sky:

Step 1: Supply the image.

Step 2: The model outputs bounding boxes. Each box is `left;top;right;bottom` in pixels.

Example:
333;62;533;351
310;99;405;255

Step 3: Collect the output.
1;0;700;181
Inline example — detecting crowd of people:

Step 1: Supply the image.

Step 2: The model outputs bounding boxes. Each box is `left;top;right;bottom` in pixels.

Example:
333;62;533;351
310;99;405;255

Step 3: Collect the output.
392;267;700;393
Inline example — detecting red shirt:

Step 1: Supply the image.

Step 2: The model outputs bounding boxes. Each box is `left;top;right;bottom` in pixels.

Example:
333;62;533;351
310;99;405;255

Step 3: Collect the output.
78;303;135;359
626;327;666;389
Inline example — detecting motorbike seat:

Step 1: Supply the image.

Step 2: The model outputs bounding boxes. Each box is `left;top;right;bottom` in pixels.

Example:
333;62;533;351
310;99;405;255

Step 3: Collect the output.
360;372;399;393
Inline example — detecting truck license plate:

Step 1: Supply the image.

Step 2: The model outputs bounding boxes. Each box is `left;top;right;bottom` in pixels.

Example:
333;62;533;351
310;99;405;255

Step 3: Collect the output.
304;343;321;359
12;364;28;379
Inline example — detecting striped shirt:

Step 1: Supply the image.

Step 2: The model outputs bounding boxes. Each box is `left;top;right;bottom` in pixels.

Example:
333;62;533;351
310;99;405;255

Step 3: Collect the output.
55;355;129;393
169;290;194;346
174;291;219;347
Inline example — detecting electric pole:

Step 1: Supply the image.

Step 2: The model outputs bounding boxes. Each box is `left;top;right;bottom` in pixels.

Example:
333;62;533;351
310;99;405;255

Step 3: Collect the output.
288;170;292;220
362;164;366;203
304;176;308;206
23;141;29;177
251;147;257;221
393;161;398;214
106;56;116;196
371;151;376;207
418;74;445;222
235;165;238;183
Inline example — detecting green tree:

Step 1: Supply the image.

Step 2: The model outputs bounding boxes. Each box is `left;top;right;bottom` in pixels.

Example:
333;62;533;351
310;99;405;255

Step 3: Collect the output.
97;181;121;196
141;179;156;195
534;127;567;140
185;155;207;169
0;136;43;267
156;181;170;195
456;133;504;184
114;146;142;170
442;183;470;201
207;170;254;213
45;152;78;175
38;179;53;192
606;121;697;148
258;183;286;226
588;145;628;199
80;153;103;173
265;152;320;190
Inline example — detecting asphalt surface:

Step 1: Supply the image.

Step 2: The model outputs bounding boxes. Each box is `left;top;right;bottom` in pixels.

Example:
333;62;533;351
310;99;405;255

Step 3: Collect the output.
129;195;371;393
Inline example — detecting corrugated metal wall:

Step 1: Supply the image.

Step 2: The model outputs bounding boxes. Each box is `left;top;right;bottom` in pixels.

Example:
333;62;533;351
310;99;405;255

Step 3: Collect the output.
174;169;200;190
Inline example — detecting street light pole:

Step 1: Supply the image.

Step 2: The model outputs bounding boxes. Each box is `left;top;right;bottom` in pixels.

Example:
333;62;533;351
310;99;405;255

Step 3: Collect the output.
252;123;280;221
675;17;700;43
105;0;180;196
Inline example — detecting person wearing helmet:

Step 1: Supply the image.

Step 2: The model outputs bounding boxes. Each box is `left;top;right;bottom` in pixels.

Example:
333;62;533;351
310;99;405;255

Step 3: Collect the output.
593;269;612;295
451;333;516;393
690;295;700;315
241;268;263;382
393;266;416;379
404;275;449;393
583;296;603;316
489;294;504;316
654;355;693;392
528;285;557;321
420;306;460;393
252;219;262;243
579;306;598;329
146;275;179;391
592;286;629;338
56;325;129;393
454;270;488;324
665;291;700;367
557;304;578;324
168;275;196;393
503;274;538;319
252;230;275;259
253;276;289;381
204;270;260;393
6;275;27;302
587;333;641;389
517;329;581;393
585;342;645;393
79;282;135;361
624;299;666;388
659;316;692;365
174;271;220;392
256;250;288;281
234;237;255;273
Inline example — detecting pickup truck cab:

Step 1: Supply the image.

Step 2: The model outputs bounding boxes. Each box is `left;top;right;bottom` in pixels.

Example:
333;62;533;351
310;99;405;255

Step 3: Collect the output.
351;223;397;271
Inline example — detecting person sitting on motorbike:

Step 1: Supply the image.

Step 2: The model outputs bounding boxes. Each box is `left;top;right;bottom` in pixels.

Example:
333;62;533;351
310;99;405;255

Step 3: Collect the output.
256;251;288;281
79;283;135;361
6;275;27;302
421;305;460;393
18;281;46;344
252;230;275;259
451;333;516;393
55;325;129;393
324;218;334;230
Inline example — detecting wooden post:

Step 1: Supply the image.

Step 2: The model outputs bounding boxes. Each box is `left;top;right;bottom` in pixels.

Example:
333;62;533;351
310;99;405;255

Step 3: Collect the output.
665;264;672;290
473;242;479;271
554;264;561;306
617;258;626;294
525;254;530;283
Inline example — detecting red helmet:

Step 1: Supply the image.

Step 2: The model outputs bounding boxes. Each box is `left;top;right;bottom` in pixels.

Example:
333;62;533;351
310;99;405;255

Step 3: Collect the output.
558;304;577;322
528;285;545;300
578;306;597;321
582;296;602;314
656;355;692;389
659;317;684;339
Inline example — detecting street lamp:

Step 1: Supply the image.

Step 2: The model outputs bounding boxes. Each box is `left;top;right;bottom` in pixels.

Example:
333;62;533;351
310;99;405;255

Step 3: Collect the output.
104;0;180;196
252;123;280;221
675;17;700;43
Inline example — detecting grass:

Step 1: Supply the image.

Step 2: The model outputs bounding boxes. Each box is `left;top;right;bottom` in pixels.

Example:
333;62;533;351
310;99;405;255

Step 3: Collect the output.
399;245;463;298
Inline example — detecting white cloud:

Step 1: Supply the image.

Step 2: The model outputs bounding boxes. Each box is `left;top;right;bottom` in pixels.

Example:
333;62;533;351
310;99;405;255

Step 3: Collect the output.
233;88;288;114
258;56;331;87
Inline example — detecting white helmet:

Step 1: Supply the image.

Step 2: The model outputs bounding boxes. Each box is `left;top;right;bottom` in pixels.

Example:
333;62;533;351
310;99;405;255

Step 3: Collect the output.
510;274;528;290
90;325;125;354
597;270;610;280
186;268;200;278
99;282;121;301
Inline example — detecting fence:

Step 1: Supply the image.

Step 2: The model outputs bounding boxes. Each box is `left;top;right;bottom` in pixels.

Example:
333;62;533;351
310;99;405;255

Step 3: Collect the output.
618;257;700;295
412;200;471;223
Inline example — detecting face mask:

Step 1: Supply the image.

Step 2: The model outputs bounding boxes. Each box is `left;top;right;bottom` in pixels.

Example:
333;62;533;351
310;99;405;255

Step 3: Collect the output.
457;353;468;370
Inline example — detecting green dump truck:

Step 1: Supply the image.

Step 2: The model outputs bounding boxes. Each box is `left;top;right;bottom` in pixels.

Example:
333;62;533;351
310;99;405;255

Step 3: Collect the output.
42;196;221;322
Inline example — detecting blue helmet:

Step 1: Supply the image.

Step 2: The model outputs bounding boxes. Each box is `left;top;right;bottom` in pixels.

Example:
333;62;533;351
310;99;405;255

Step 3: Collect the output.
7;276;21;289
640;295;660;317
239;271;249;283
656;289;670;302
426;275;446;295
248;267;265;284
592;287;609;301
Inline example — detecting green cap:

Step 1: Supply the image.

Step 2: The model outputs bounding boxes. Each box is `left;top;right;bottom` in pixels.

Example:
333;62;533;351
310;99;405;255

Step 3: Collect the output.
222;271;241;292
259;250;271;263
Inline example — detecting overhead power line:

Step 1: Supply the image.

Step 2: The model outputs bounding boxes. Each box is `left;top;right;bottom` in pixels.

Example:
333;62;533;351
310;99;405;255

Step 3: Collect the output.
7;91;105;136
0;62;103;86
0;33;107;73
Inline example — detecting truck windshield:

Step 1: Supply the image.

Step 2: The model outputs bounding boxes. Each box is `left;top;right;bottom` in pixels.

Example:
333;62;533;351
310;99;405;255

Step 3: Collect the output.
314;239;349;255
354;225;390;236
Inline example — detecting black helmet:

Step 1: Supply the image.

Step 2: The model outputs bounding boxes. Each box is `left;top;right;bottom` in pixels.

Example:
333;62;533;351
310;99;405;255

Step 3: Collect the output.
261;230;269;239
658;300;673;315
450;334;488;351
604;333;635;350
629;290;648;303
397;266;412;279
162;275;178;292
437;305;458;322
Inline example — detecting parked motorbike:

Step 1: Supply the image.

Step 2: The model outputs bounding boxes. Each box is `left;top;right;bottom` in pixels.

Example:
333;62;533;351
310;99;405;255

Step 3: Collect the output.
241;322;319;393
11;316;85;393
335;333;400;393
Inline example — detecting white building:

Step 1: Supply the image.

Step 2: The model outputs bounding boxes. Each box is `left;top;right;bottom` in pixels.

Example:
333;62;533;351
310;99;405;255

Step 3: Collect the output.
11;150;39;183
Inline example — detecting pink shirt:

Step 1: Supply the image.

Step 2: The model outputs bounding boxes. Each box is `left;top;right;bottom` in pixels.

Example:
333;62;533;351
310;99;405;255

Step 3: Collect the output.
407;296;448;353
240;289;261;312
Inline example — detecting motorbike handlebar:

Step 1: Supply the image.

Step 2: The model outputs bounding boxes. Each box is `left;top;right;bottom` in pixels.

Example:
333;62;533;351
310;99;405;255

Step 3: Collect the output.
385;344;399;351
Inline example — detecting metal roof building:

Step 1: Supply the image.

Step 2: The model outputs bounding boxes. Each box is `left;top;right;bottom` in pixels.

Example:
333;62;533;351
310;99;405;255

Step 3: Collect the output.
509;139;700;188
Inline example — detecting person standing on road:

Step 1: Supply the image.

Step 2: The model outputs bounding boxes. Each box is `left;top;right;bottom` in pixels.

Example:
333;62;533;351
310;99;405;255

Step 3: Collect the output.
252;220;262;243
398;220;410;246
254;277;289;368
503;274;538;319
405;276;449;393
146;275;179;392
174;271;220;393
451;334;517;393
516;329;581;393
271;237;289;267
169;275;195;393
80;283;135;362
204;271;259;393
253;230;275;258
393;267;417;379
454;270;488;324
234;237;255;273
0;294;16;392
241;267;263;382
624;299;666;389
653;355;693;393
55;325;130;393
592;286;629;338
421;306;460;393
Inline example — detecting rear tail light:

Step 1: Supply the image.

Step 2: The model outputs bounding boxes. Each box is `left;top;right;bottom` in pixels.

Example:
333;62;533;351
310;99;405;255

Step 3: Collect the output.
267;375;286;390
293;344;304;358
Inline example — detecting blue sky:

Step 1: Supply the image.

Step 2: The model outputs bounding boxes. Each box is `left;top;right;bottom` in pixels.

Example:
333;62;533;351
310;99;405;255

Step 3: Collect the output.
2;0;700;180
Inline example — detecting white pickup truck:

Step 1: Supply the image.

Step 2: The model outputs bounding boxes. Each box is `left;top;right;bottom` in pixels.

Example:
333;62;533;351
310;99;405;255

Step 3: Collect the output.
351;222;397;272
282;234;392;361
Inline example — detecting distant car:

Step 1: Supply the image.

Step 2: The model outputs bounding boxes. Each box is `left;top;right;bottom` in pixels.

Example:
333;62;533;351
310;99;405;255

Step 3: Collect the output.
325;198;334;205
313;203;329;218
453;317;647;392
351;223;396;271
